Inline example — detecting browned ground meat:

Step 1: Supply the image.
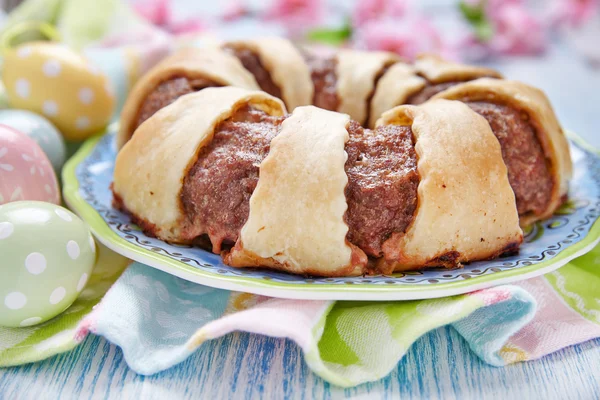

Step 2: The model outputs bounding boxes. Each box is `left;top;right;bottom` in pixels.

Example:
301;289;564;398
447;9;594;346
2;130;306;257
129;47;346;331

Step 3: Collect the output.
407;81;461;104
136;76;219;129
467;102;553;215
303;52;339;111
223;45;283;100
178;108;419;258
180;106;284;253
344;121;419;257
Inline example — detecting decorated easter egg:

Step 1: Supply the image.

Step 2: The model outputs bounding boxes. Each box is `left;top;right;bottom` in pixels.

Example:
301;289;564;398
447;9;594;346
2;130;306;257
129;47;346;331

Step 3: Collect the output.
0;124;60;205
0;201;96;327
0;82;10;109
0;109;66;171
2;42;115;141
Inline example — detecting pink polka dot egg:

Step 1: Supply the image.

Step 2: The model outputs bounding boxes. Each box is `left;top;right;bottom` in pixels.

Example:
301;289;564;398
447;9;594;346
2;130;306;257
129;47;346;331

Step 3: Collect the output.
0;201;96;327
2;42;115;141
0;124;60;205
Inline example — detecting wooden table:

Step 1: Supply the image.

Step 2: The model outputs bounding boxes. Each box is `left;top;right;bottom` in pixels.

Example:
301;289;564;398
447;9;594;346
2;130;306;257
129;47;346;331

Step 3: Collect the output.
1;329;599;399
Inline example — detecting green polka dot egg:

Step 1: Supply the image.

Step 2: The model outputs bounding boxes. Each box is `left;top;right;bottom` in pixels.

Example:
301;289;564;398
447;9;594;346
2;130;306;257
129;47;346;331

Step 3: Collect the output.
2;42;115;141
0;201;96;327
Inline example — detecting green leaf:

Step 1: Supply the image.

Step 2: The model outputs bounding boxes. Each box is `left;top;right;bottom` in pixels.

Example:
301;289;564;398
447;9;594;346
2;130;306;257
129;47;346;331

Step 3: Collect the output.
473;19;493;42
307;22;352;46
459;1;485;24
459;1;494;42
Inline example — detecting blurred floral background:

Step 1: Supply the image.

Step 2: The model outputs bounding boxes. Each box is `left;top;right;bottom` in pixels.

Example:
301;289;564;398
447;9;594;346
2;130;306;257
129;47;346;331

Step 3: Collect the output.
1;0;598;65
127;0;600;64
0;0;598;145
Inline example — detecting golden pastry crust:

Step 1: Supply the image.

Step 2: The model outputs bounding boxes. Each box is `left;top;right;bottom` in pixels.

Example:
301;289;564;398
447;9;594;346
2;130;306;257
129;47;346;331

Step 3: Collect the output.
414;54;503;83
224;37;314;111
431;78;572;225
225;106;367;276
367;54;501;127
336;50;400;125
376;99;523;271
368;62;426;128
113;87;286;242
116;47;259;149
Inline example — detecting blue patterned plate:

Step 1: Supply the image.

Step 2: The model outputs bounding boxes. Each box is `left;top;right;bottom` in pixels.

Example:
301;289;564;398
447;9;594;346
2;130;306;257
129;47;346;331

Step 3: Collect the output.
63;126;600;300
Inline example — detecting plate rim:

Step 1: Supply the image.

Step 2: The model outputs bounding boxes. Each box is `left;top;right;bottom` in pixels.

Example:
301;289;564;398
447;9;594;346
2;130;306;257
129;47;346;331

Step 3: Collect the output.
62;131;600;300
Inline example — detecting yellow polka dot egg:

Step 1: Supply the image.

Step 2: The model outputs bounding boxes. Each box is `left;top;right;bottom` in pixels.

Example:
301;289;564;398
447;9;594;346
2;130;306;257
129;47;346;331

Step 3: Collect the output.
0;201;96;327
2;42;115;141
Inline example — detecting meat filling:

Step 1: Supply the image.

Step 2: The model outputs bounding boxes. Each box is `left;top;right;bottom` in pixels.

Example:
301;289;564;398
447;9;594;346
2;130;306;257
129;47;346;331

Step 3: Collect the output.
180;108;419;259
223;45;283;99
180;106;284;253
467;102;553;215
344;121;419;257
136;76;219;129
303;51;339;111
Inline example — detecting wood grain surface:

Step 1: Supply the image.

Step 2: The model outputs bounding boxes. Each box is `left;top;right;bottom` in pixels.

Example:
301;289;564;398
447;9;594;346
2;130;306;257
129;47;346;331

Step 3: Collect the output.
1;327;599;399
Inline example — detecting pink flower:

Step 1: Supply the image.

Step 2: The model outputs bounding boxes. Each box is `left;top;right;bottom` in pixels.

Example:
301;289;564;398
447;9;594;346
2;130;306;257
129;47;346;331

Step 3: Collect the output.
133;0;171;26
352;0;408;27
354;17;456;61
487;2;547;55
263;0;324;32
132;0;205;35
222;0;250;22
548;0;599;27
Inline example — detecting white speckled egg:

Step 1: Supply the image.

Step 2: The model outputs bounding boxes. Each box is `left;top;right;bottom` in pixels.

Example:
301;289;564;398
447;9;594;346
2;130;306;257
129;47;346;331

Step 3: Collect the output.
0;109;66;171
2;42;115;141
0;201;96;327
0;124;60;205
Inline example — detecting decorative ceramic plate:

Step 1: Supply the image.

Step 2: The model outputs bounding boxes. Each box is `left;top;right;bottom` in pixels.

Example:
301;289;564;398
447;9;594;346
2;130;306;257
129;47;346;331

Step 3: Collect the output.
63;126;600;300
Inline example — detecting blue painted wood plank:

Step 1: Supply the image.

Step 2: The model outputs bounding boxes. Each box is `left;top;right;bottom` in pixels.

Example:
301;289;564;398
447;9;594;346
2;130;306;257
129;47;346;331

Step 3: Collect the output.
1;328;599;399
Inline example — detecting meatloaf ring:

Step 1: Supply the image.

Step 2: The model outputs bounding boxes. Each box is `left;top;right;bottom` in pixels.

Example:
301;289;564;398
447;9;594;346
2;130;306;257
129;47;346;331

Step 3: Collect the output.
113;87;522;276
369;54;501;127
116;47;259;149
431;78;572;225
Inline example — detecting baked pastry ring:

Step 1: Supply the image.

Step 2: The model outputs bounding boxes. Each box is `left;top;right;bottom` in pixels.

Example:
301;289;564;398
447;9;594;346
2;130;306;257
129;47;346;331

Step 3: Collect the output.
431;78;572;225
113;87;522;276
117;47;259;149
